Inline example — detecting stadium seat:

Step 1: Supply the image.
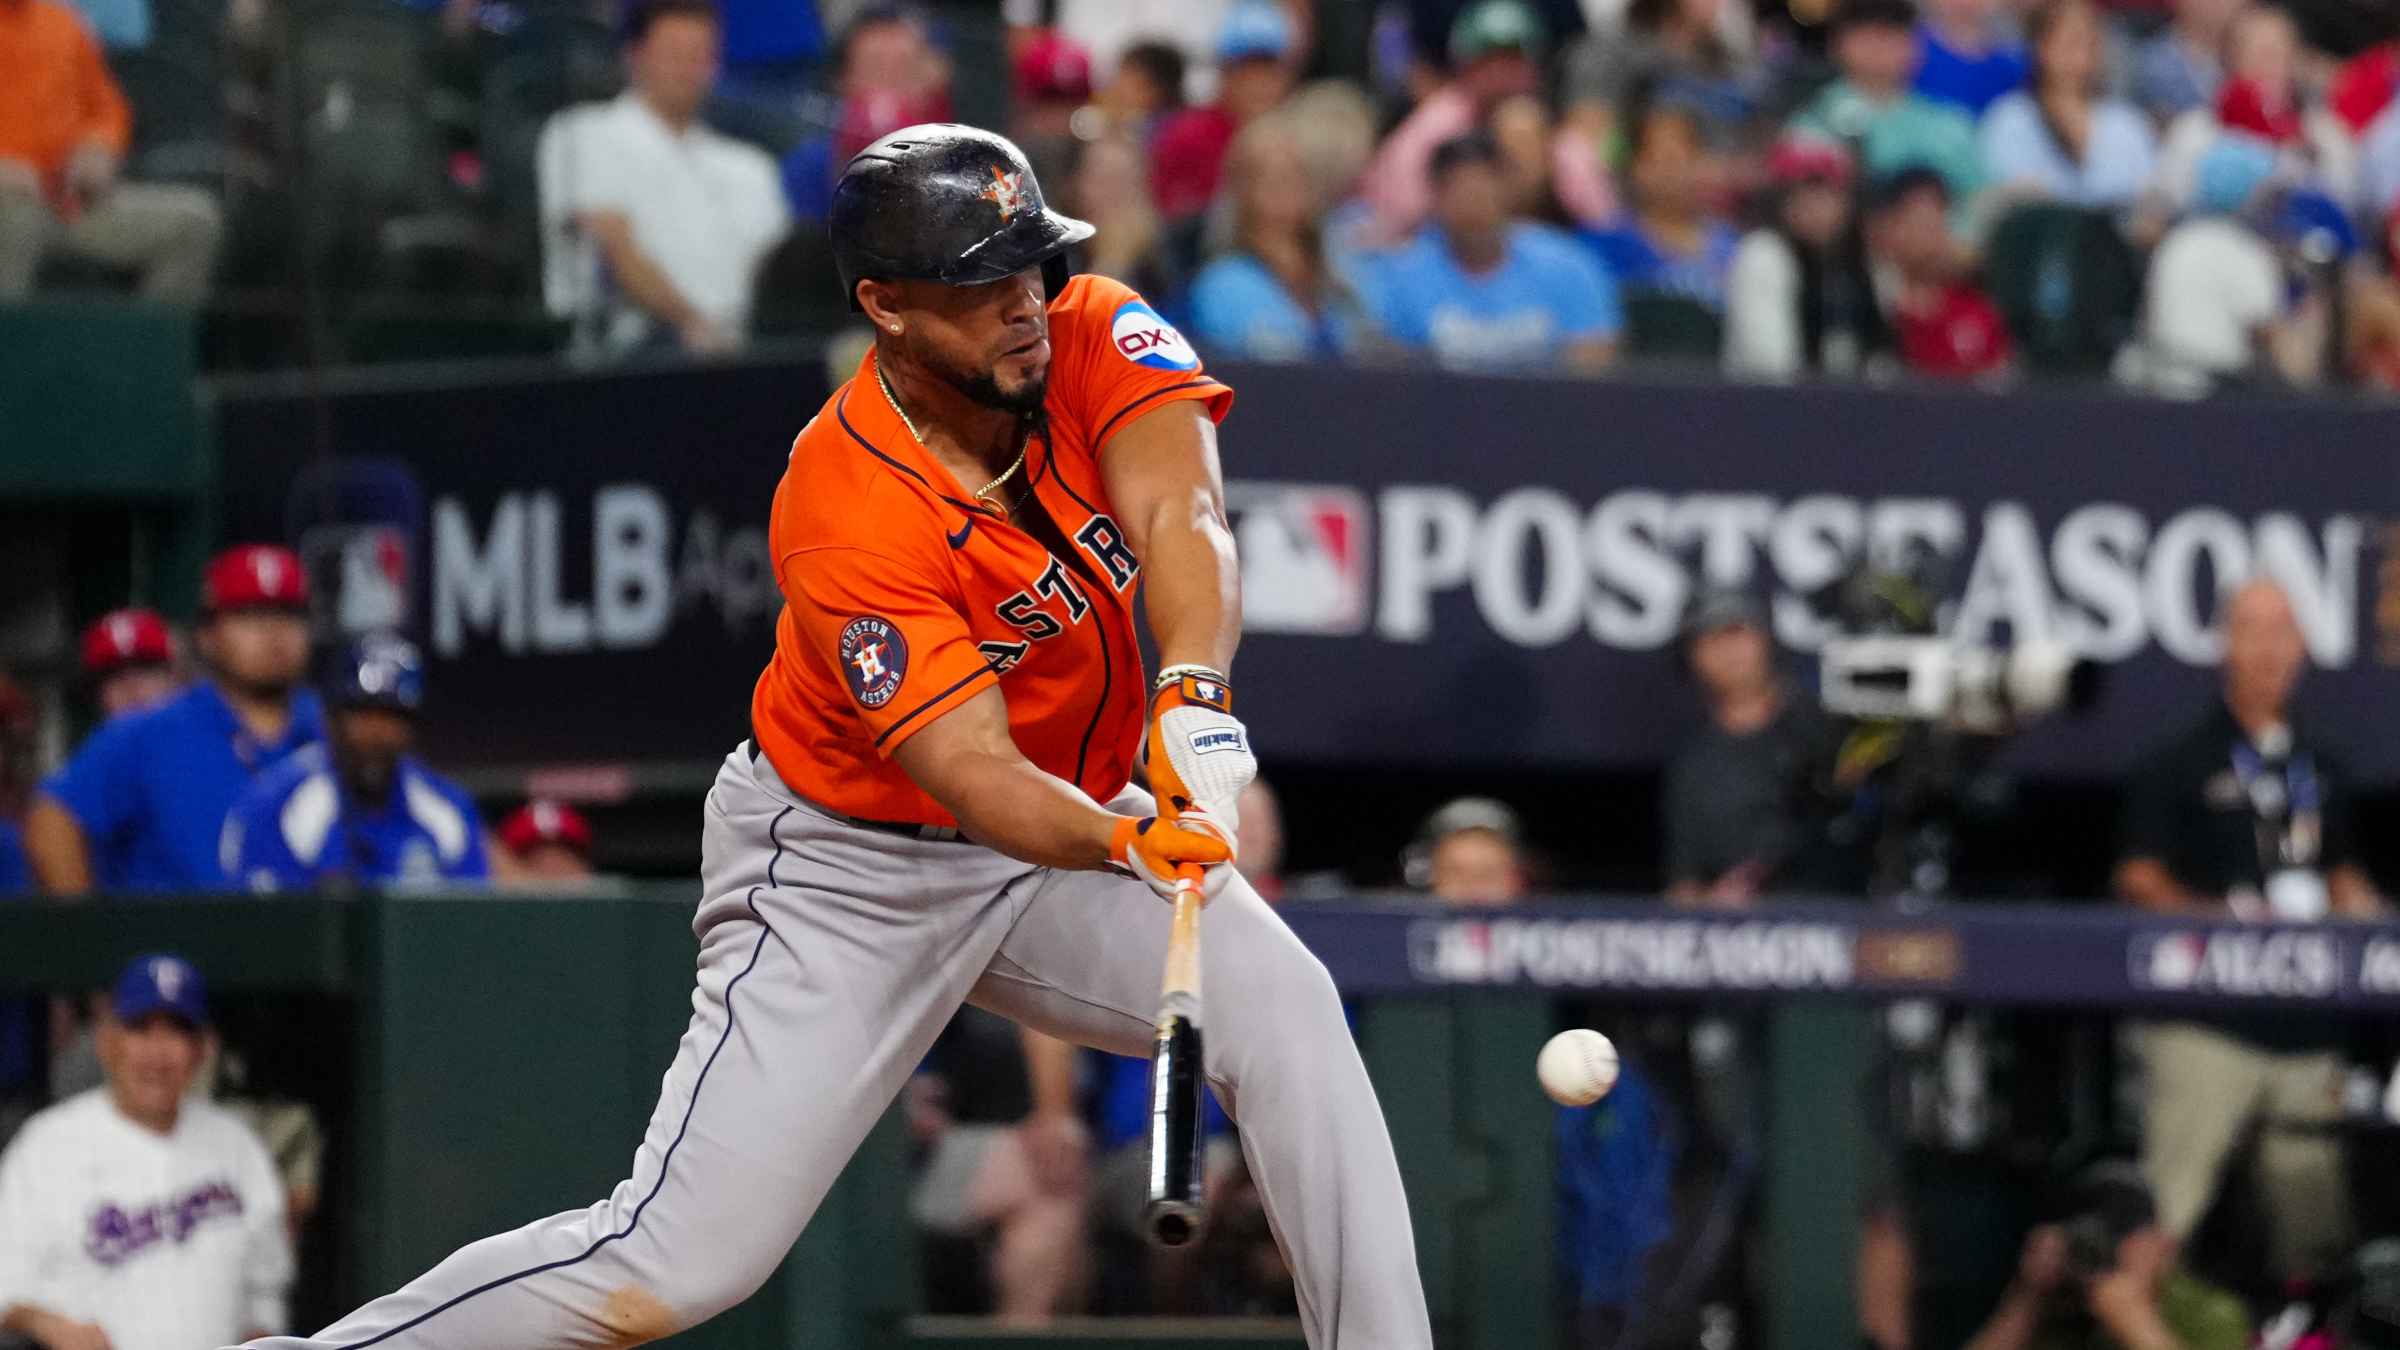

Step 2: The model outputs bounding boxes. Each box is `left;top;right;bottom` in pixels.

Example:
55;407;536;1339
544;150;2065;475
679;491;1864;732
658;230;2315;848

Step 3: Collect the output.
282;0;442;210
113;47;229;188
478;13;622;296
1623;292;1726;363
1983;204;2143;379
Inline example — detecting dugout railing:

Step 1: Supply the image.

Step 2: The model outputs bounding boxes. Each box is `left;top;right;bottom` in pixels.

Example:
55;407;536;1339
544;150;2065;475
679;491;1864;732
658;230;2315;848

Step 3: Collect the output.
5;894;2394;1349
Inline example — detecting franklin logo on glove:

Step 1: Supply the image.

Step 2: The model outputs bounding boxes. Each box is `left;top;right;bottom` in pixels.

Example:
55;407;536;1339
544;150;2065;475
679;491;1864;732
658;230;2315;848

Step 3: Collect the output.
1190;729;1247;756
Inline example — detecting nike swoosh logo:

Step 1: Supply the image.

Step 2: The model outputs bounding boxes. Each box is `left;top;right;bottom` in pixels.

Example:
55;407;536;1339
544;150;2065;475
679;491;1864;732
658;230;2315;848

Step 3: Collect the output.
948;519;975;549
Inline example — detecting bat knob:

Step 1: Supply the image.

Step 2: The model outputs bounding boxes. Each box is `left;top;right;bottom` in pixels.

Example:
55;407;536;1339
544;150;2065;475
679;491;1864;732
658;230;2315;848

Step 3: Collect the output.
1146;1199;1203;1248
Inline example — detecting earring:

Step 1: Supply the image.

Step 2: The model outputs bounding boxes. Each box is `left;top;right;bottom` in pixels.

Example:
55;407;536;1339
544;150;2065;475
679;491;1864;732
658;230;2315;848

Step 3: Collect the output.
888;323;902;334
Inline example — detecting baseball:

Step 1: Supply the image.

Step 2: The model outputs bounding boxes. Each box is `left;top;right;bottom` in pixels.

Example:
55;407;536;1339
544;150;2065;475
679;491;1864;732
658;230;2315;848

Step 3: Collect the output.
1537;1029;1619;1106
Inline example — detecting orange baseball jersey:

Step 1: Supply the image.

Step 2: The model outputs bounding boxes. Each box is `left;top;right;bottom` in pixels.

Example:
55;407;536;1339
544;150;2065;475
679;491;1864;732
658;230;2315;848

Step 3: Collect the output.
752;274;1234;826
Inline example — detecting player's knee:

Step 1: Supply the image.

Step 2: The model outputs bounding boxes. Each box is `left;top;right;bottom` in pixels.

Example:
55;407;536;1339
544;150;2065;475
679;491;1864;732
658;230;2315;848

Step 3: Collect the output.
662;1249;784;1326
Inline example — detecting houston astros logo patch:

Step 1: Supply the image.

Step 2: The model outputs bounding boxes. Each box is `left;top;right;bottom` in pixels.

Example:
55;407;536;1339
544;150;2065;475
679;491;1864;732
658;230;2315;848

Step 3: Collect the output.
979;166;1028;222
838;616;909;709
1110;300;1199;371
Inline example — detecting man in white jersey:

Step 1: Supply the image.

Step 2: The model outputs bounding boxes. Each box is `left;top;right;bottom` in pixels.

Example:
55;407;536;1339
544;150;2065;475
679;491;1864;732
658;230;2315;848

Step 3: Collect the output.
0;955;292;1350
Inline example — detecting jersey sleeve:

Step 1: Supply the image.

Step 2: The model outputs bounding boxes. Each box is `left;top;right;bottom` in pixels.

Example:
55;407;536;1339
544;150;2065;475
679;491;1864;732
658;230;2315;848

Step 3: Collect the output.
445;782;492;883
223;783;307;895
236;1128;294;1335
39;716;143;848
1052;274;1235;455
782;545;1001;756
0;1125;52;1309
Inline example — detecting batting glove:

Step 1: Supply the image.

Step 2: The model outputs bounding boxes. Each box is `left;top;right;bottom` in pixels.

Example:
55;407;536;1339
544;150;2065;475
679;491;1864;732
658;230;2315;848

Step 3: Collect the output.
1145;664;1256;839
1108;806;1236;904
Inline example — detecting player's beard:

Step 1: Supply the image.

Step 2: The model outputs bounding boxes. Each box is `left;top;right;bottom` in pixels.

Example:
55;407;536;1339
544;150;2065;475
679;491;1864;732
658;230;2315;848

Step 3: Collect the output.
337;739;400;806
953;362;1046;416
922;340;1046;415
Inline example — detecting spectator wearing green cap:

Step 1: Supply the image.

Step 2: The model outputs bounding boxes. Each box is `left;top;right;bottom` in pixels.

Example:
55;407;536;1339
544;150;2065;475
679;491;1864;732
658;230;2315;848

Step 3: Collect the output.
1361;0;1551;245
1789;0;1984;210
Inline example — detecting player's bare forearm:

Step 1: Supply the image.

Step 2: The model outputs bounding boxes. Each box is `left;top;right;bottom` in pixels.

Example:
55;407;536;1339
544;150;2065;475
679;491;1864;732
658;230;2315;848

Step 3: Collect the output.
24;795;94;895
893;685;1119;870
1101;401;1241;674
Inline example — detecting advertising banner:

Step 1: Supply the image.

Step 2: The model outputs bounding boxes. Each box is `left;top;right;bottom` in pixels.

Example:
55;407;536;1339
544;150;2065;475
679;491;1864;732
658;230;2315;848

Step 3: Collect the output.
1285;901;2400;1010
216;359;2400;780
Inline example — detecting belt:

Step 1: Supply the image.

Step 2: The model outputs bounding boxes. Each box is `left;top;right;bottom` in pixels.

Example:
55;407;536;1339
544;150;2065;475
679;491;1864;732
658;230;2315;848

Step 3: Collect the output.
746;740;968;843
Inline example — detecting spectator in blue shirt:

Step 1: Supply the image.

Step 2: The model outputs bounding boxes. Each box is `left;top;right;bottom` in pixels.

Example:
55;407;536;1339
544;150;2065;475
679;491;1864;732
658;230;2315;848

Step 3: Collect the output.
1582;97;1743;311
25;545;322;894
1914;0;2026;117
225;635;487;892
1364;131;1622;373
1189;113;1378;361
1978;0;2160;215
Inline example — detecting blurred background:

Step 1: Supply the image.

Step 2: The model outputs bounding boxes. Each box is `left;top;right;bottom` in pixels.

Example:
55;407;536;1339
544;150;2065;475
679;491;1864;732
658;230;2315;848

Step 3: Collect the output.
2;0;2400;1346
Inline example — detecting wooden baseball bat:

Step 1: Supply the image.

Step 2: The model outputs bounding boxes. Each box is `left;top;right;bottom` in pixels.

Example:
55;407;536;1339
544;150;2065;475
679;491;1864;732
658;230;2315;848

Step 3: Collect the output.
1143;862;1207;1247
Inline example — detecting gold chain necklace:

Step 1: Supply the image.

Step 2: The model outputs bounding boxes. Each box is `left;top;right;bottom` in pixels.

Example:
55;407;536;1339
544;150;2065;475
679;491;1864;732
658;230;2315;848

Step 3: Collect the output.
877;364;1028;512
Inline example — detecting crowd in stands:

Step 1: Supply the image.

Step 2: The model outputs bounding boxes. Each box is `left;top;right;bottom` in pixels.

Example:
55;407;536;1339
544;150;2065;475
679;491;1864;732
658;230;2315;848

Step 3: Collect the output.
5;0;2400;390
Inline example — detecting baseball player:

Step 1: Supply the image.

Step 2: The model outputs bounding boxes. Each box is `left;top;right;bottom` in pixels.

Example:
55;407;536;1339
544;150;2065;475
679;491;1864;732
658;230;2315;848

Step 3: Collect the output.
240;125;1430;1349
222;635;487;892
29;545;322;893
81;607;182;722
0;954;293;1350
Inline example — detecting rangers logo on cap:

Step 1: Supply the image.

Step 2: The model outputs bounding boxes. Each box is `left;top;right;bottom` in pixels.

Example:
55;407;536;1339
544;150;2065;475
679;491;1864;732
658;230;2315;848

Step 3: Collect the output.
839;616;909;709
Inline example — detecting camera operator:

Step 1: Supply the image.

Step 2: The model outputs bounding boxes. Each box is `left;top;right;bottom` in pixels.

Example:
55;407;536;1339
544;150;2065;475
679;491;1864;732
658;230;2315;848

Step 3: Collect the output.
1663;588;1838;906
2114;578;2382;1285
1968;1157;2246;1345
1964;1162;2249;1350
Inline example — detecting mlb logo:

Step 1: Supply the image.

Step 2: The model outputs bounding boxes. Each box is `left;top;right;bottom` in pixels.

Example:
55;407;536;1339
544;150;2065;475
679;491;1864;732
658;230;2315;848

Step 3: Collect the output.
2130;932;2204;990
1225;483;1370;635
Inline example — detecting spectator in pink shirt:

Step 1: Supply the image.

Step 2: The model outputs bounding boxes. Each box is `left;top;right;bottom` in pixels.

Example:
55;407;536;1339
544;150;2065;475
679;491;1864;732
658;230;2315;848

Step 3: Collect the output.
1150;3;1298;218
1360;0;1557;244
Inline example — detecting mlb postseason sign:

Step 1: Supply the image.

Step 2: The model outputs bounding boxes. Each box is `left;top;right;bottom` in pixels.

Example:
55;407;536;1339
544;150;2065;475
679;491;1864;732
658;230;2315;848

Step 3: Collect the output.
1282;901;2400;1010
215;356;2398;780
214;359;827;772
1215;363;2400;781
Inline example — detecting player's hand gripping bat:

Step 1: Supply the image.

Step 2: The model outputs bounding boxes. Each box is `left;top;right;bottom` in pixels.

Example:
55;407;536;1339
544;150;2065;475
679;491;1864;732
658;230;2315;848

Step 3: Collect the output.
1143;862;1207;1246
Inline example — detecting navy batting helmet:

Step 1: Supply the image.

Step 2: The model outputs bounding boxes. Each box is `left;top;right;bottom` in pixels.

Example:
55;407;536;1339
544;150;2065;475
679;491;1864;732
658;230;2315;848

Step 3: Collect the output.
325;633;424;714
828;124;1093;312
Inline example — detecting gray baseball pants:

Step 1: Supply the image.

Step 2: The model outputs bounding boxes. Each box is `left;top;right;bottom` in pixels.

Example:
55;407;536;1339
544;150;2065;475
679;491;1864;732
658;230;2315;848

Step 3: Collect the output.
238;743;1430;1349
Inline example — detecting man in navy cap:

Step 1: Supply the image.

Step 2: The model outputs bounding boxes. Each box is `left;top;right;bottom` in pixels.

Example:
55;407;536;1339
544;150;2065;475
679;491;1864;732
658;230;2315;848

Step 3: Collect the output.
223;634;487;892
0;954;292;1350
27;544;323;893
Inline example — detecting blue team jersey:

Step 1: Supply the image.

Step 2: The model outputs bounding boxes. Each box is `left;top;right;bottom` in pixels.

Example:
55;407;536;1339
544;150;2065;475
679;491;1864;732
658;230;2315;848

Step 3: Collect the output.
222;744;489;892
1579;221;1743;311
1364;223;1622;370
41;682;325;892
